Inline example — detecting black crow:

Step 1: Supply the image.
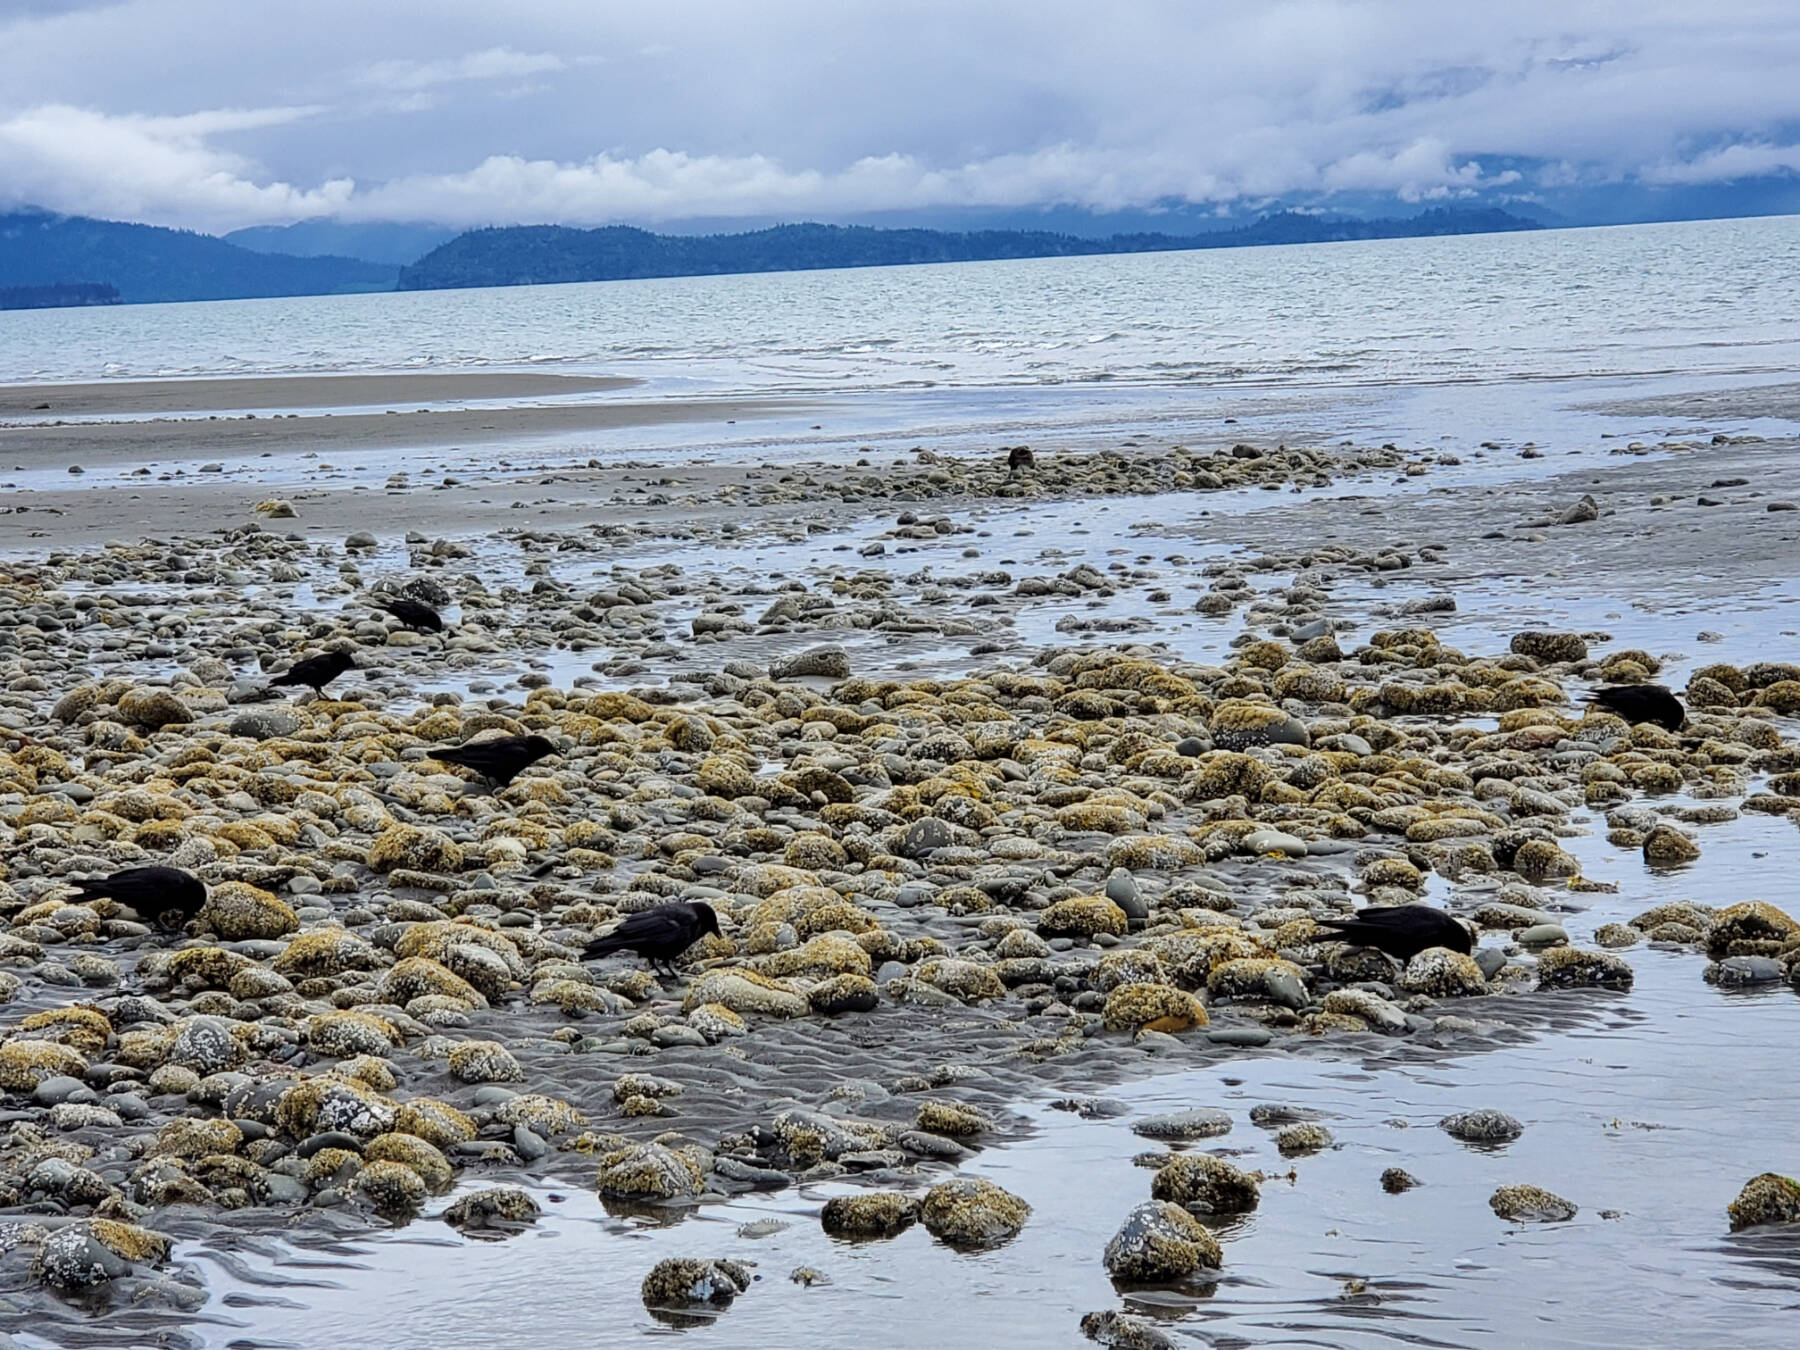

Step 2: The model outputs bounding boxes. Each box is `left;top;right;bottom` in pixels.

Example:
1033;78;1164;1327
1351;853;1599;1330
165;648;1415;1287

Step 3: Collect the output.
66;865;206;931
377;597;444;634
1006;445;1035;476
268;648;358;697
1316;904;1473;962
428;733;558;790
1584;684;1685;732
584;902;721;976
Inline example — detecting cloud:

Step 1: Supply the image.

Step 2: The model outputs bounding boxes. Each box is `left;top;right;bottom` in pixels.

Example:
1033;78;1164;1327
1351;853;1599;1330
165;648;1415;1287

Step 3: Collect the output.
358;47;568;93
3;2;1800;231
0;104;352;231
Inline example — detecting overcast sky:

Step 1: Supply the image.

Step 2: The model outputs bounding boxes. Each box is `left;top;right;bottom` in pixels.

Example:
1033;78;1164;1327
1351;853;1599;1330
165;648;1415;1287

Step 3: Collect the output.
2;0;1797;233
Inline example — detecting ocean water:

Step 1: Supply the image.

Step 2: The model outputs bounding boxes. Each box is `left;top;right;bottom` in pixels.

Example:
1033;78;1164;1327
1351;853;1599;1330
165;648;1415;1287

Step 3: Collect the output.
1;215;1797;404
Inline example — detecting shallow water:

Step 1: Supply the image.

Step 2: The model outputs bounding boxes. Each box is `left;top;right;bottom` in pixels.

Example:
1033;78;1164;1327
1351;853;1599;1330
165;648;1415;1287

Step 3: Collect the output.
82;807;1800;1350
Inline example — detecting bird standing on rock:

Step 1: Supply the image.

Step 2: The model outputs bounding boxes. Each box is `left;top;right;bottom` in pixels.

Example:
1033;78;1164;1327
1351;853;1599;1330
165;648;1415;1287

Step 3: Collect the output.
65;865;206;932
428;733;558;791
376;596;444;635
268;648;358;697
1584;684;1685;732
1315;904;1473;962
584;901;721;977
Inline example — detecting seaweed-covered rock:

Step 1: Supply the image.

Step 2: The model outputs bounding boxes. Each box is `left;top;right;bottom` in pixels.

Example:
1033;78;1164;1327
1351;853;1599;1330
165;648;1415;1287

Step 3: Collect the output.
820;1192;921;1238
1276;1123;1334;1155
197;881;298;940
447;1040;525;1083
913;958;1005;1003
1038;895;1130;940
1150;1154;1259;1214
443;1186;541;1234
920;1176;1030;1247
1536;947;1634;991
1207;957;1309;1008
1706;901;1799;957
0;1039;88;1090
1399;948;1487;997
1642;824;1701;866
1490;1184;1577;1222
1101;983;1208;1033
1728;1173;1800;1231
33;1220;169;1289
355;1159;427;1213
1131;1108;1232;1141
641;1257;752;1310
1080;1311;1179;1349
681;969;809;1018
368;825;465;874
596;1142;706;1202
117;688;193;730
916;1101;992;1137
1440;1109;1523;1144
1103;1200;1222;1281
1510;631;1586;663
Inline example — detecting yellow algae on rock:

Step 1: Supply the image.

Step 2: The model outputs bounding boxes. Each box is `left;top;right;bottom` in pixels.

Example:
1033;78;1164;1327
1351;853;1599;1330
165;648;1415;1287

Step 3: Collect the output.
368;824;464;874
1037;895;1129;939
0;1039;88;1090
1102;983;1209;1033
198;881;299;940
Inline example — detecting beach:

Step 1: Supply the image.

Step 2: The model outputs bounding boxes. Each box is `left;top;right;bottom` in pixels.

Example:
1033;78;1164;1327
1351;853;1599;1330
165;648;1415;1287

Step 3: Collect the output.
1;350;1799;1347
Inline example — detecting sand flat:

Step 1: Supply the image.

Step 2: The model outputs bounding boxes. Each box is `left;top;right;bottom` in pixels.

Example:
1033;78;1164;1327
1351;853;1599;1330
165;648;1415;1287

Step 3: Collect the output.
0;371;638;418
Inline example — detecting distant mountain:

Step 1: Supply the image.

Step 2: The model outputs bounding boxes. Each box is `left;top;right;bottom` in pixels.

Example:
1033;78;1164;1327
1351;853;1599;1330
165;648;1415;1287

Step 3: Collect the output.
398;208;1542;291
0;282;120;311
0;209;398;304
225;221;458;266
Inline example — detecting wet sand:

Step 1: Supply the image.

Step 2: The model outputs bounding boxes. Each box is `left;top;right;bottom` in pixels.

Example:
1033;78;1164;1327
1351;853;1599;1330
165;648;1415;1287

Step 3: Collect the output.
0;373;816;476
0;372;638;418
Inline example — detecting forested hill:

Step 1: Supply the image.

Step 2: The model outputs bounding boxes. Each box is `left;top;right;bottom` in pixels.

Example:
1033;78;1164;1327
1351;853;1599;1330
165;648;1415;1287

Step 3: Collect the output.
397;207;1541;291
0;210;399;304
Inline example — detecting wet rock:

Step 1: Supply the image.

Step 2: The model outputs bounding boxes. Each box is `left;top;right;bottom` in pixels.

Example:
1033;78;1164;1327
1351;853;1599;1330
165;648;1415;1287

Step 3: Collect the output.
198;881;298;940
1441;1109;1524;1144
641;1257;752;1311
1398;948;1487;997
354;1159;427;1213
1509;631;1587;663
228;707;304;740
1080;1311;1179;1350
915;1101;992;1137
1207;957;1309;1008
1536;947;1634;991
912;958;1005;1003
1131;1108;1232;1141
447;1040;524;1083
596;1142;707;1202
1704;956;1786;987
33;1220;169;1289
920;1176;1030;1248
1490;1184;1577;1222
1103;1200;1221;1281
820;1191;920;1238
682;970;810;1018
1642;824;1701;865
1381;1168;1421;1193
1150;1154;1259;1214
1728;1173;1800;1231
1102;983;1208;1033
1706;901;1798;957
117;688;193;730
1039;895;1130;940
771;645;851;680
1276;1123;1334;1155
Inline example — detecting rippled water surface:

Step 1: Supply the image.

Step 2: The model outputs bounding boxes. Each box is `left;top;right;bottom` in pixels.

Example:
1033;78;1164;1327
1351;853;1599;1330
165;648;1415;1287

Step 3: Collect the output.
1;217;1797;402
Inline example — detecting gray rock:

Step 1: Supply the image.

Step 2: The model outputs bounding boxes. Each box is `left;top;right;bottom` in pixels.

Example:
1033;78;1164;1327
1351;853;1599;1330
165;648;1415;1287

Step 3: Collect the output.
1205;1027;1273;1048
229;707;303;740
1440;1109;1524;1144
30;1076;89;1107
1131;1108;1232;1141
770;645;851;680
1103;1200;1221;1281
1473;947;1509;979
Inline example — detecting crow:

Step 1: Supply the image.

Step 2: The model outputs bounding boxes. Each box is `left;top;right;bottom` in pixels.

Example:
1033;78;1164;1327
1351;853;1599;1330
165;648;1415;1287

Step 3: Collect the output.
377;596;444;634
1006;445;1035;476
1315;904;1473;962
268;648;358;697
1584;684;1685;732
428;733;558;791
584;902;721;977
66;865;206;931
